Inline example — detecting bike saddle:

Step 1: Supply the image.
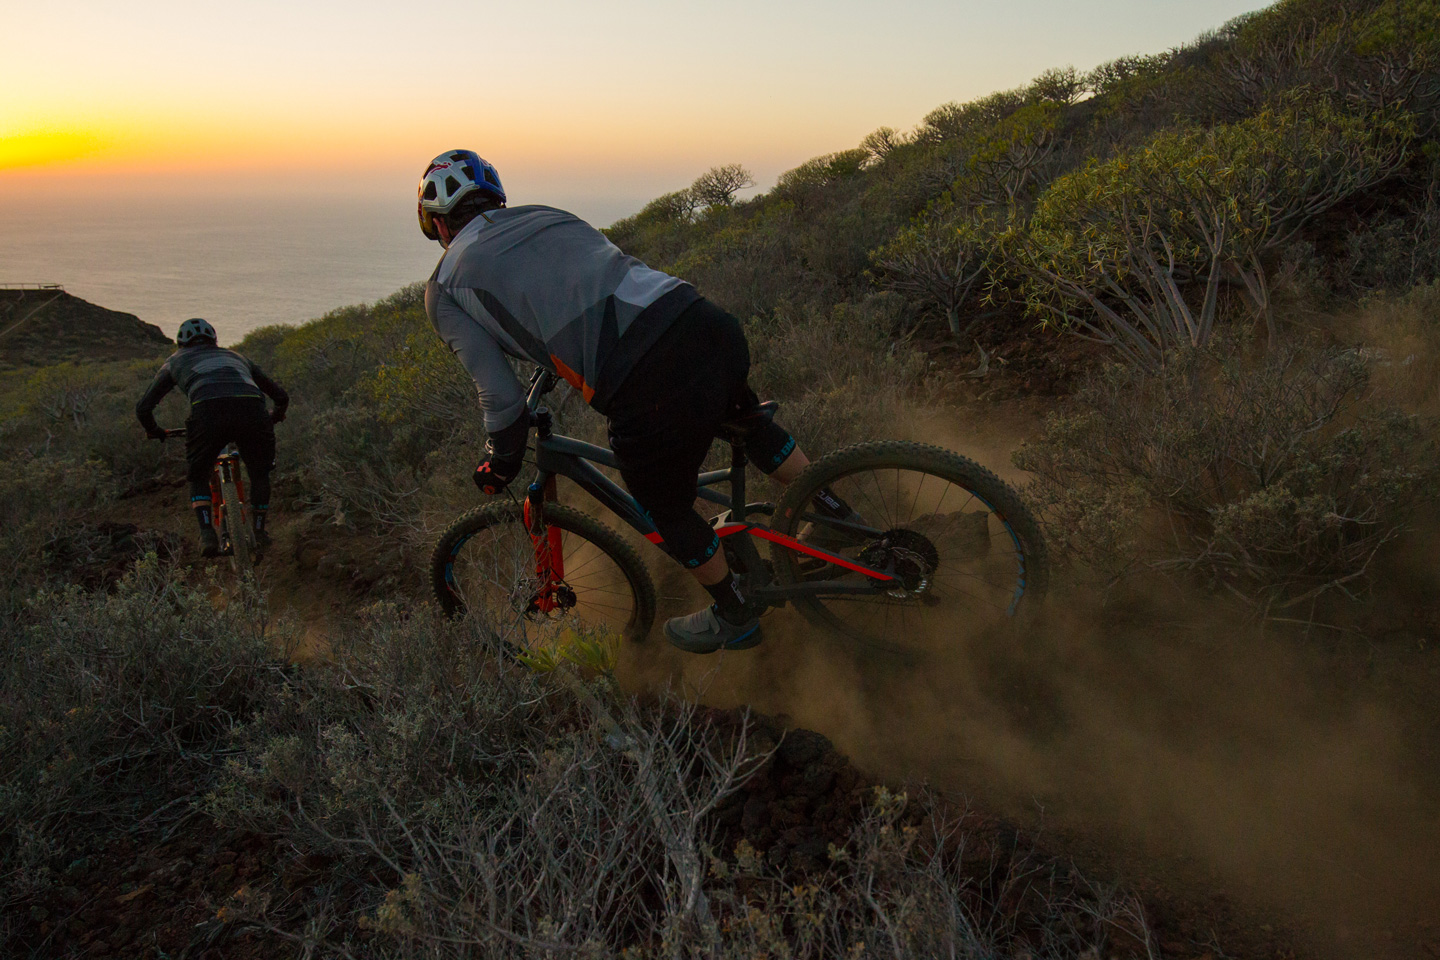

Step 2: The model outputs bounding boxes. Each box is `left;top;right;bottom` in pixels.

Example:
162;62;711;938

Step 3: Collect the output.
716;400;779;444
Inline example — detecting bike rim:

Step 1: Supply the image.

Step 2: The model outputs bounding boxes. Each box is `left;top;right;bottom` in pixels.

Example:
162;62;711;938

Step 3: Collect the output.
785;466;1034;646
444;517;643;646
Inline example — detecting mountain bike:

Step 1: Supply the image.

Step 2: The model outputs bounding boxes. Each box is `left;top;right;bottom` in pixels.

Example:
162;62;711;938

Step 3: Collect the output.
162;429;257;577
431;369;1048;654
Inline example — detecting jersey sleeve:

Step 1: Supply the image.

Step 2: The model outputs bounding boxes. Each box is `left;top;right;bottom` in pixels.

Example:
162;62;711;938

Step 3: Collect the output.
135;364;176;434
249;362;289;410
428;284;527;433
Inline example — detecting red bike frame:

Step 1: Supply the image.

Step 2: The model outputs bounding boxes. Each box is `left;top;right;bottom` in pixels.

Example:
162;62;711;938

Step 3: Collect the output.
209;447;248;547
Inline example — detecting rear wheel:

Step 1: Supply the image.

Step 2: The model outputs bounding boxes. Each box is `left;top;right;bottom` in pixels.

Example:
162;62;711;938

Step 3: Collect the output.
220;479;254;578
431;502;657;646
770;441;1048;650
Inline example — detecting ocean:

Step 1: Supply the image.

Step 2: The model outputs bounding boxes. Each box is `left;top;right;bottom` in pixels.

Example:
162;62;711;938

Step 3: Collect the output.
0;192;446;345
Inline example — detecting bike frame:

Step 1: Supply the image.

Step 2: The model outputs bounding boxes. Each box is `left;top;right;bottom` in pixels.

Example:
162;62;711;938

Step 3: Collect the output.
163;429;248;548
517;370;898;608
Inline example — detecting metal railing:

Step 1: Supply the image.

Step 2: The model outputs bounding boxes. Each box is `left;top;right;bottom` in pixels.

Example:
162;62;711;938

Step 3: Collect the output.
0;283;65;291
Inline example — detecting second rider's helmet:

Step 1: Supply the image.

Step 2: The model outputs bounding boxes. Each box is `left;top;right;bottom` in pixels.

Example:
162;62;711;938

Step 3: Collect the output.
176;318;217;346
417;150;506;241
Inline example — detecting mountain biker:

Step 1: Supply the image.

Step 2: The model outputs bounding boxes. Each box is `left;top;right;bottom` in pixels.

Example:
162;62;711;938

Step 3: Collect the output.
135;318;289;557
417;149;858;653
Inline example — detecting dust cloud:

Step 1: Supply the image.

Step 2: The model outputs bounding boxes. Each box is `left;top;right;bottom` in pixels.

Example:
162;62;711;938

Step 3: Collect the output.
617;404;1440;960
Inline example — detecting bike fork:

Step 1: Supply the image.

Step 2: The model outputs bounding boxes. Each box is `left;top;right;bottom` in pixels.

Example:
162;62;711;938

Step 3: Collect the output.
523;475;565;614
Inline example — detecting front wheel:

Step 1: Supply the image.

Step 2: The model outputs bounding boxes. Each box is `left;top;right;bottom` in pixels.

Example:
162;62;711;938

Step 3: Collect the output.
220;479;254;578
431;502;657;646
770;441;1048;650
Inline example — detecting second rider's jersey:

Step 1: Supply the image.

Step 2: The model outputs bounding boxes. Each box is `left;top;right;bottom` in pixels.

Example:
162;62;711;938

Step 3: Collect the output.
425;204;699;432
134;343;289;435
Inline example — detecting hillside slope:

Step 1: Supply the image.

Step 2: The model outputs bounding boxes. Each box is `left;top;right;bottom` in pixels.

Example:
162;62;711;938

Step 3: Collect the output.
0;289;171;370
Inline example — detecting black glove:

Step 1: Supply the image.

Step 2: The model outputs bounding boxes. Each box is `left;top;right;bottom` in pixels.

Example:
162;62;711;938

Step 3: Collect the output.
270;407;287;425
146;427;167;441
473;456;522;495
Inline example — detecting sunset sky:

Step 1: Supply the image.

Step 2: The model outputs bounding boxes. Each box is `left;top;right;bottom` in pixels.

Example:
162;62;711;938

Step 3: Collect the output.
4;0;1265;224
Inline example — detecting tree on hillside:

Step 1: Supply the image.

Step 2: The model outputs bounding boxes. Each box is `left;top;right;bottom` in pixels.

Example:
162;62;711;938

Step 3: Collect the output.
1202;0;1440;126
1011;102;1415;368
870;195;994;342
959;102;1064;215
690;164;756;209
775;150;869;194
860;126;903;165
1029;66;1087;106
644;189;702;223
913;90;1026;145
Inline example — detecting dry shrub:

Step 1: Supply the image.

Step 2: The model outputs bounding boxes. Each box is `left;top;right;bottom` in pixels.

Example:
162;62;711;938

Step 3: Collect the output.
708;788;1151;960
206;608;1138;959
0;455;111;612
205;608;770;956
0;557;279;891
747;293;926;455
1345;280;1440;414
1014;342;1440;609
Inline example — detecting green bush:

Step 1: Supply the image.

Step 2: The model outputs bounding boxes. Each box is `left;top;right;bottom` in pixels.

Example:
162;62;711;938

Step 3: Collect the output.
0;558;279;890
0;455;111;611
1014;343;1440;608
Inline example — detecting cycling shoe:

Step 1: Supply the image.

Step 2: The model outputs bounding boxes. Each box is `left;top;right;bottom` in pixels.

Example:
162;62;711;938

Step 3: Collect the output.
664;605;762;654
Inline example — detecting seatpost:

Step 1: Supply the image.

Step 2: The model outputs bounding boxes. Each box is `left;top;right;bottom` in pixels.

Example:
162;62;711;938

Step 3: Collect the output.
730;443;748;522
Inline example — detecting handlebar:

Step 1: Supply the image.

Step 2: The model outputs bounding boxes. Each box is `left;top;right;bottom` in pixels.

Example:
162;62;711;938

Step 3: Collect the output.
161;428;185;439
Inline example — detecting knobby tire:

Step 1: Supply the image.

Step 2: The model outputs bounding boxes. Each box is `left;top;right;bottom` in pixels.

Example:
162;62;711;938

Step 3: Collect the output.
220;479;254;578
770;440;1048;650
431;501;657;644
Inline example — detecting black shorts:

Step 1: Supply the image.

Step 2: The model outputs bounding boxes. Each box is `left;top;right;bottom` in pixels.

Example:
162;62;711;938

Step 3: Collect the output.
185;396;275;488
606;298;792;541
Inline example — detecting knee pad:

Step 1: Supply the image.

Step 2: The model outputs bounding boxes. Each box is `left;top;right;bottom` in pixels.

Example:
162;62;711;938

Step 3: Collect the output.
746;423;796;476
651;510;721;569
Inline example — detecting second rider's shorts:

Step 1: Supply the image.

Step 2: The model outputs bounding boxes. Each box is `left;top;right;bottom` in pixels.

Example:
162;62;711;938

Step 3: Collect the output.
184;396;275;492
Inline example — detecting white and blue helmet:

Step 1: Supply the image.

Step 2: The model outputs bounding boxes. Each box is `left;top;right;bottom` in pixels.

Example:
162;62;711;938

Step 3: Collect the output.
417;150;506;241
176;318;217;346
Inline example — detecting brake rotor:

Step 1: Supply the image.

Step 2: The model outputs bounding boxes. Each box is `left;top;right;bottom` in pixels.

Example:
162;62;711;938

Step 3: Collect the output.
858;528;940;600
515;579;579;620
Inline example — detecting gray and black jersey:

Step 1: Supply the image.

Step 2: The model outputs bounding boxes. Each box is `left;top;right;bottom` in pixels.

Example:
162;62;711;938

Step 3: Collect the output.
424;204;699;432
135;343;288;434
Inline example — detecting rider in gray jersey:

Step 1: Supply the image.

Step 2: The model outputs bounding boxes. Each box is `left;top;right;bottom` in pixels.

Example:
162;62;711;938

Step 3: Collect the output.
137;318;288;557
417;150;857;653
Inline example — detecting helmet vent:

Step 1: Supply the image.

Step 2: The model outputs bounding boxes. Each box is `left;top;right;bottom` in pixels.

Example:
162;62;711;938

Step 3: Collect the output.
445;176;461;193
423;182;438;200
